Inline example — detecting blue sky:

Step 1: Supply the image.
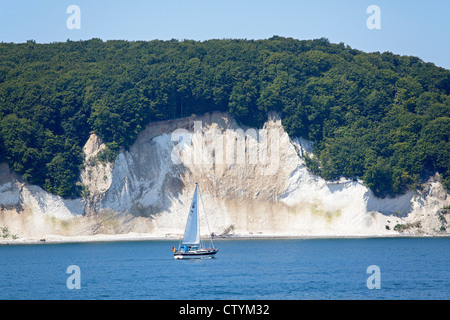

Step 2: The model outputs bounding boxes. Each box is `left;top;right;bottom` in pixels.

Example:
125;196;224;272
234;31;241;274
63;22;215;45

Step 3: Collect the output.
1;0;449;69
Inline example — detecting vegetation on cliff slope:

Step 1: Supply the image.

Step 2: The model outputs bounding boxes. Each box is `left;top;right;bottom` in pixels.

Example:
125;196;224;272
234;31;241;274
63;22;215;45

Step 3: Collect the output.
0;37;449;197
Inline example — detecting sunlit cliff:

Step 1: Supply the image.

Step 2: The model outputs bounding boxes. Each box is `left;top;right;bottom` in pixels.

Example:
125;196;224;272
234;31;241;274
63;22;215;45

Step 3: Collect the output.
0;112;449;241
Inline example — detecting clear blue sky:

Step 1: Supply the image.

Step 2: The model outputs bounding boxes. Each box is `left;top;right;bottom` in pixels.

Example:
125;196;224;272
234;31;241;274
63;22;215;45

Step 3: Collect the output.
1;0;449;69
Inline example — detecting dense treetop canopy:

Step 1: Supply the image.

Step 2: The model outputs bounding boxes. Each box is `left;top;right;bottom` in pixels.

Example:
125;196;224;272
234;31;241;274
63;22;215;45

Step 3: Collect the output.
0;37;449;198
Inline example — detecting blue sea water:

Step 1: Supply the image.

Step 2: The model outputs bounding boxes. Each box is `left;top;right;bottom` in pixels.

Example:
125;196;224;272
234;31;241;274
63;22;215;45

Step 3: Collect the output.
0;237;449;300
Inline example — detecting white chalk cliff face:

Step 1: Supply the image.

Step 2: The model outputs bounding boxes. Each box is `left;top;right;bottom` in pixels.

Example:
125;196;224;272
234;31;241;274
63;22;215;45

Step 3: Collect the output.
0;112;449;240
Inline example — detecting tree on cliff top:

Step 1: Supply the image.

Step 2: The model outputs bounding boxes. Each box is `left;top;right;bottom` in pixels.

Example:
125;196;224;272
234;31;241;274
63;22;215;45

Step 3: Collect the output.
0;37;449;198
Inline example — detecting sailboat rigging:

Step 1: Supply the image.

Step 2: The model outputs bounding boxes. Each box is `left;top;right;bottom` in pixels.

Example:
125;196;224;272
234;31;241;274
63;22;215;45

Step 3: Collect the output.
173;183;218;259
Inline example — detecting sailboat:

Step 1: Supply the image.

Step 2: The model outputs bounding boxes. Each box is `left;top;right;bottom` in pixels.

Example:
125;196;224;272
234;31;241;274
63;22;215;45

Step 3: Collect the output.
173;183;218;259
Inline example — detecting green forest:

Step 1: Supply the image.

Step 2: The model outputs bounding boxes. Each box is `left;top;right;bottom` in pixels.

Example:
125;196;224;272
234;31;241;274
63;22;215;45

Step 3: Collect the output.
0;37;449;198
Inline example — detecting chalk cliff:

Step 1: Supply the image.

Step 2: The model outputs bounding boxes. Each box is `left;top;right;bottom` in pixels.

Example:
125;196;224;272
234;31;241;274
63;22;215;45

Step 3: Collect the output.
0;112;449;240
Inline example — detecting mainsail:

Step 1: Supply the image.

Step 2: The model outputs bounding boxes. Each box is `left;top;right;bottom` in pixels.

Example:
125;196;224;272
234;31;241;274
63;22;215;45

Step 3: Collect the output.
182;184;200;245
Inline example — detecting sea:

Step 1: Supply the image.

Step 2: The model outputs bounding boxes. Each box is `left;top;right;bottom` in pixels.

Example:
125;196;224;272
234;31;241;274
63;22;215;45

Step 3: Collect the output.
0;237;449;300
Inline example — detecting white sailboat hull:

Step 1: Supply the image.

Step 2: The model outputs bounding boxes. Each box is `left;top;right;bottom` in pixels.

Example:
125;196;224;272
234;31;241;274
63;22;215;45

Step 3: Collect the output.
174;248;218;260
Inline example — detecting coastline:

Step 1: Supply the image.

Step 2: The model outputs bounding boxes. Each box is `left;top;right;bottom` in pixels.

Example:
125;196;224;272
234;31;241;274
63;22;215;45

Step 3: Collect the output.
1;231;449;245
